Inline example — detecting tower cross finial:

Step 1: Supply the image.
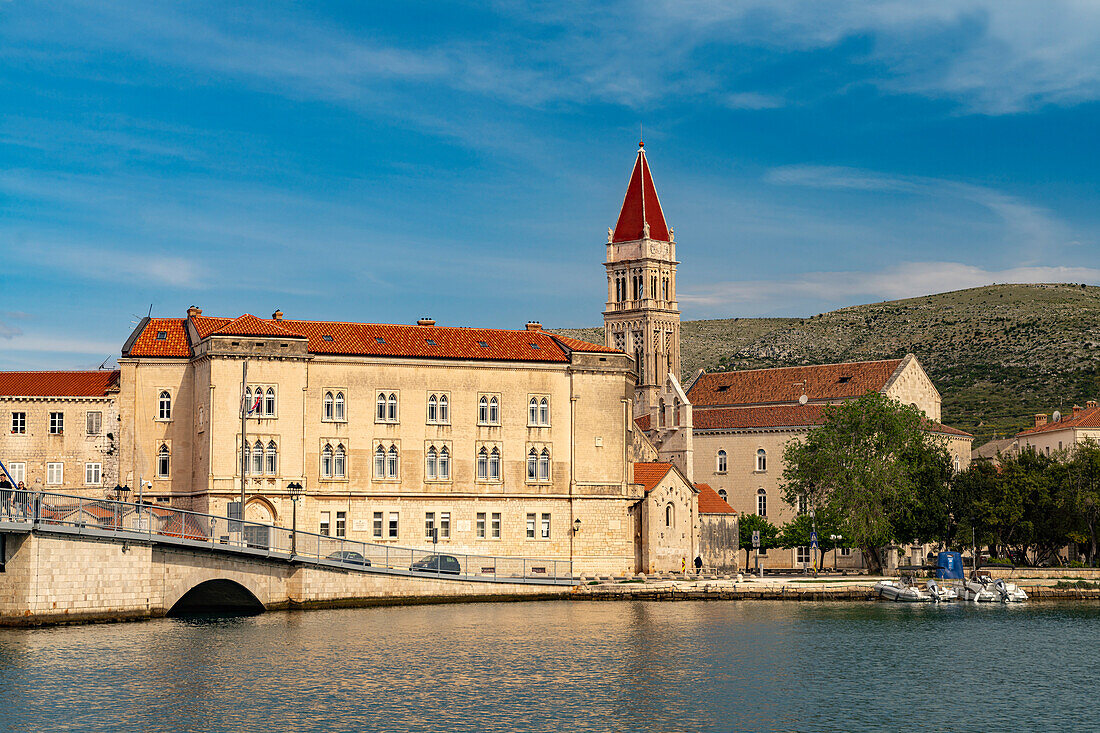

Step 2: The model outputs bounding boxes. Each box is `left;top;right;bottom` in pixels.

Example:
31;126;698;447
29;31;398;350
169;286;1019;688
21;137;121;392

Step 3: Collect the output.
639;123;644;150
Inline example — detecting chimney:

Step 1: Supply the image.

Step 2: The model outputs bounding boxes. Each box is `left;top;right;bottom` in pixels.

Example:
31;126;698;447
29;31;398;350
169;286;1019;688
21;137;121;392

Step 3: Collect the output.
1073;405;1083;417
417;318;436;327
186;306;202;318
526;321;542;331
1034;414;1048;428
272;310;283;321
1089;400;1099;410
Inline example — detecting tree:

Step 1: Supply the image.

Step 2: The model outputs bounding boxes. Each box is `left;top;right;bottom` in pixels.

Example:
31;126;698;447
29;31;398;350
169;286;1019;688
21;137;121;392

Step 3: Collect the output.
781;392;952;573
777;507;846;571
737;513;780;569
1065;440;1100;565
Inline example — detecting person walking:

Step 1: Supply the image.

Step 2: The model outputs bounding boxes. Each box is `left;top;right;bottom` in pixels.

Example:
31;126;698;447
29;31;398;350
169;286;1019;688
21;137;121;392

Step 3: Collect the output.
693;555;703;574
0;475;12;519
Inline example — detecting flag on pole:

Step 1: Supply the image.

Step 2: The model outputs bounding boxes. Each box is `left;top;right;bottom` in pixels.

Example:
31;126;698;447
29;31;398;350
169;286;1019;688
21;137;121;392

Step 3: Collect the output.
247;392;262;415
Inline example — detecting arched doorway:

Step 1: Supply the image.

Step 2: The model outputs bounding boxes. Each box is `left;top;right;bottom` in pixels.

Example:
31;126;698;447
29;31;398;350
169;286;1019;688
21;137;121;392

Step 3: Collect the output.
168;579;265;616
243;498;276;549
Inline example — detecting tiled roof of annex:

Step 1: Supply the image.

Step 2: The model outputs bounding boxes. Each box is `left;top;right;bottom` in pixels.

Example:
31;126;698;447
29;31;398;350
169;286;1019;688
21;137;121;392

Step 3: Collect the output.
632;462;674;493
695;483;736;515
0;370;120;398
1017;404;1100;437
688;358;906;407
124;312;617;363
692;403;972;437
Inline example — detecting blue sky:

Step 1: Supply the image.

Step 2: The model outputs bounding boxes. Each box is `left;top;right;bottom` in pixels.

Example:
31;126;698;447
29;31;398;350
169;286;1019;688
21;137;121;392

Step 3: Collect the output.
2;1;1100;369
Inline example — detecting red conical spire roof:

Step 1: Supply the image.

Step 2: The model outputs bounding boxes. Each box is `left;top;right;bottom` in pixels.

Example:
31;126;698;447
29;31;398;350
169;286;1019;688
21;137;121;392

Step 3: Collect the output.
611;141;670;243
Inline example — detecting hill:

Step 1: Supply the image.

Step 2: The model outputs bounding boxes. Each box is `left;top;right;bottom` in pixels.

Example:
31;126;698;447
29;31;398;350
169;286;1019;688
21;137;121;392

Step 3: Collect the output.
557;283;1100;445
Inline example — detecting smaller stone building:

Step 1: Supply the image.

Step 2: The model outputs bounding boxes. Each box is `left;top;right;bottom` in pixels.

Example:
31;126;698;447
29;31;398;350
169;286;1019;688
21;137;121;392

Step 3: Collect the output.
1015;400;1100;456
695;482;738;572
0;371;120;496
631;462;697;573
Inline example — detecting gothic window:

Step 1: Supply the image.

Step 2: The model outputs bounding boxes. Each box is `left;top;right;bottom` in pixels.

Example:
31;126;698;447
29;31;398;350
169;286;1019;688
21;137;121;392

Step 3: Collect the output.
757;488;767;517
663;277;669;301
158;391;172;420
539;398;549;426
438;446;450;480
651;275;657;298
264;388;276;416
439;395;448;423
756;449;767;472
157;444;170;478
386;445;399;478
479;396;489;424
322;445;334;478
477;447;489;480
265;440;278;475
334;444;346;478
489;447;501;481
252;441;264;475
387;393;398;422
659;399;666;427
427;394;438;423
529;398;538;426
717;450;727;473
374;445;385;478
426;446;438;480
527;448;537;480
665;503;674;527
323;392;334;420
538;448;550;481
334;391;345;421
489;396;499;425
376;393;387;421
674;398;681;426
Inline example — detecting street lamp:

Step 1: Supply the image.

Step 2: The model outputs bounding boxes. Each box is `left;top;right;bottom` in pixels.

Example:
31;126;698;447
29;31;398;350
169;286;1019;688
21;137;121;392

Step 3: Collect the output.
572;518;582;535
287;481;305;557
830;534;843;570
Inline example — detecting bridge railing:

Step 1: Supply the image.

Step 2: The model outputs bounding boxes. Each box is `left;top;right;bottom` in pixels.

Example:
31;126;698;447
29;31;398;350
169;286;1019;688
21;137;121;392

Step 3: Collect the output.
6;491;572;584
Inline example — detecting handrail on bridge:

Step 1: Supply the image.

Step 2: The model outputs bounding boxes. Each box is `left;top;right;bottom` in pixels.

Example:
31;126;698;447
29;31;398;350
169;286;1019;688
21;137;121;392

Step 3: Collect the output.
0;489;573;585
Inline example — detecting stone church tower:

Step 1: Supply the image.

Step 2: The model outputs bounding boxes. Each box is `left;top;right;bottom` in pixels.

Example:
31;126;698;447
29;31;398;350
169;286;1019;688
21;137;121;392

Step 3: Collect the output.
603;141;681;413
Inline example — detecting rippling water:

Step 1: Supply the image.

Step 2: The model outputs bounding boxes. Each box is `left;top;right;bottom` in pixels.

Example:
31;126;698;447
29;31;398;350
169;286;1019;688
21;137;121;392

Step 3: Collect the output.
1;601;1098;732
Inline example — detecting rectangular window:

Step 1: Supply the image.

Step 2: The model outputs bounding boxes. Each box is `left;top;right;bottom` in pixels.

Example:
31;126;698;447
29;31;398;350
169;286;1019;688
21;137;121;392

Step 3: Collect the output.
839;547;852;557
49;412;64;434
440;512;450;539
373;511;383;539
46;462;63;485
84;462;101;486
540;513;551;540
491;512;501;539
796;546;811;564
336;511;346;538
388;512;399;539
425;512;436;540
476;512;486;539
319;511;330;536
86;411;102;436
526;513;536;539
9;463;25;484
11;412;26;434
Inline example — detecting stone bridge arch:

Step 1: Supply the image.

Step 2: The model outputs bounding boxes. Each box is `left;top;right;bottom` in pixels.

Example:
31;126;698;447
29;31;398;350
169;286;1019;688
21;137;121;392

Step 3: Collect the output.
158;548;289;615
167;579;265;616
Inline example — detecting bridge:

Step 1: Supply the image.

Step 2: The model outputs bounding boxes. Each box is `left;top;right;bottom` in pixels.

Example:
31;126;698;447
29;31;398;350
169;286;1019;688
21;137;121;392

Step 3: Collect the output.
0;492;573;626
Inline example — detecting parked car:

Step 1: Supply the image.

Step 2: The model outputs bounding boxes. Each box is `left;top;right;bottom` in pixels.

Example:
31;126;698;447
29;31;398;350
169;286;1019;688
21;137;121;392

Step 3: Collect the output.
410;554;461;575
328;550;371;566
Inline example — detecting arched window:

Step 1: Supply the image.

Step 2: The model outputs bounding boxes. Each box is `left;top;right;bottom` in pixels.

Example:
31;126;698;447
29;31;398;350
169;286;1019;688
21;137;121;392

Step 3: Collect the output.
489;447;501;481
479;396;489;424
264;388;276;416
426;446;438;480
157;443;170;478
427;394;438;423
265;440;278;475
477;448;488;480
489;396;499;425
718;489;728;502
244;388;252;416
334;391;345;421
387;393;398;422
659;398;666;427
529;398;538;425
674;398;681;426
717;450;727;473
323;392;334;420
158;391;172;420
322;444;334;478
527;448;538;480
386;445;398;478
665;503;674;527
538;448;550;481
757;488;767;517
376;393;387;421
438;446;449;480
756;449;767;472
374;445;385;478
539;398;549;426
953;455;961;473
439;395;448;423
252;441;264;475
334;444;346;478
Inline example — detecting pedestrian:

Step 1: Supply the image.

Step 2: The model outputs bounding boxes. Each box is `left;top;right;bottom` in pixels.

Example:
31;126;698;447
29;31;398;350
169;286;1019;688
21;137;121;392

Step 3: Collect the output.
694;555;703;573
0;475;11;518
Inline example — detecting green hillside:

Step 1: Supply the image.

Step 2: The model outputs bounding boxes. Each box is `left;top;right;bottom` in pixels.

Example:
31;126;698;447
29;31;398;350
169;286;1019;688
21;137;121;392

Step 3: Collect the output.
557;283;1100;445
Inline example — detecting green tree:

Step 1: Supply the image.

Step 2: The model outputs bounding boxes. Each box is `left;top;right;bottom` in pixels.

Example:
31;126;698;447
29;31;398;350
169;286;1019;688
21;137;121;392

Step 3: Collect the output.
776;507;846;571
781;392;952;573
737;513;780;569
1065;440;1100;564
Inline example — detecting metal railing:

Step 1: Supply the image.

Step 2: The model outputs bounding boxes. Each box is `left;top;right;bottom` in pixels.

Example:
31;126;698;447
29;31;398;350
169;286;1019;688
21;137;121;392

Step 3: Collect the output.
0;490;573;585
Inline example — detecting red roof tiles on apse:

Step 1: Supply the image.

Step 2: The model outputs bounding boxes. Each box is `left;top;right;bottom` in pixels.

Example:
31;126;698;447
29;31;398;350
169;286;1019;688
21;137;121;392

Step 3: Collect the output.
688;360;905;406
0;370;119;397
611;145;671;243
695;483;736;515
632;462;674;493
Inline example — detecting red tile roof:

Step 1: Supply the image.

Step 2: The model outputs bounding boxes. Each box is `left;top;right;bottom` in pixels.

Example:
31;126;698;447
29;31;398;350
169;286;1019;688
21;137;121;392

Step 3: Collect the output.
0;370;119;397
695;483;736;515
693;403;971;438
126;313;622;364
688;359;905;407
1017;405;1100;436
633;462;674;493
635;414;651;431
612;144;671;243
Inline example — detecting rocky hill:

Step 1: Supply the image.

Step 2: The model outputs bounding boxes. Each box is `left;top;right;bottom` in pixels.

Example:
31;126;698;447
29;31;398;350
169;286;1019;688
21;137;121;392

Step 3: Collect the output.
557;283;1100;445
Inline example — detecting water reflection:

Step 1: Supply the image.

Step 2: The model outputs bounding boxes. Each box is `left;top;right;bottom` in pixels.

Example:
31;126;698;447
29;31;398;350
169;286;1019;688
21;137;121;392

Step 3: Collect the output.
1;601;1098;732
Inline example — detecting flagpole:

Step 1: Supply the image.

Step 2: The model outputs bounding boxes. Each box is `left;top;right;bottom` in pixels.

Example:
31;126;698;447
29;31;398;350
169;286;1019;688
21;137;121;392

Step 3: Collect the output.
240;358;248;535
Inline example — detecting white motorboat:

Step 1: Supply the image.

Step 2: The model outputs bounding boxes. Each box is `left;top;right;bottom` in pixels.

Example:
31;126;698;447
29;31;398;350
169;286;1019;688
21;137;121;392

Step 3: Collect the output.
874;579;933;602
993;577;1028;603
925;578;957;602
957;572;998;602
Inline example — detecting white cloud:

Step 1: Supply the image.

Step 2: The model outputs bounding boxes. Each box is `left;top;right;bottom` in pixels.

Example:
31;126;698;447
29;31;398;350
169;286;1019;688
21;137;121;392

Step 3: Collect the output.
680;261;1100;313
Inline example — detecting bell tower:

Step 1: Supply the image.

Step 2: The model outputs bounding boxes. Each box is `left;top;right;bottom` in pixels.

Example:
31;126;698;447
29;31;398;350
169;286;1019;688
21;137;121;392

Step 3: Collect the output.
603;140;681;414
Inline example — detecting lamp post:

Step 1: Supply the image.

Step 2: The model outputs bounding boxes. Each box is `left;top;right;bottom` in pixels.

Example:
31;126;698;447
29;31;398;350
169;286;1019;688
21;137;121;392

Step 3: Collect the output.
287;481;304;557
830;534;842;570
572;518;581;535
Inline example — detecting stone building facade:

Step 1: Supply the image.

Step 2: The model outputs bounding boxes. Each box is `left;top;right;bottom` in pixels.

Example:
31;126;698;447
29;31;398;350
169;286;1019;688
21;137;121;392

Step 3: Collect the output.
1015;400;1100;456
0;371;120;496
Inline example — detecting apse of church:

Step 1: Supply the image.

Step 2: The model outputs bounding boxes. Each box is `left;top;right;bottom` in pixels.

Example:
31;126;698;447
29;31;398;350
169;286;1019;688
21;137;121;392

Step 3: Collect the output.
603;141;682;413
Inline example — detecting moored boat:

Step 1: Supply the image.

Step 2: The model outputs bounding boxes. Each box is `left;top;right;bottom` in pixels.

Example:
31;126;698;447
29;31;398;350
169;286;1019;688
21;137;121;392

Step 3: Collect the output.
874;578;933;602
